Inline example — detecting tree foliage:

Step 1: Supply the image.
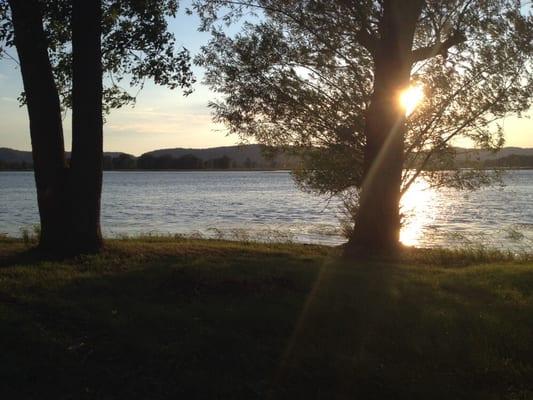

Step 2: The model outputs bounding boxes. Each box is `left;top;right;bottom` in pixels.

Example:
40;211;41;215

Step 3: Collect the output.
193;0;533;199
1;0;196;253
0;0;195;113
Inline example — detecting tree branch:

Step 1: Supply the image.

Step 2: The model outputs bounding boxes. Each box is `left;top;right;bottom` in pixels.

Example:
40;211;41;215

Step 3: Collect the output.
411;30;466;63
401;93;504;195
198;0;363;73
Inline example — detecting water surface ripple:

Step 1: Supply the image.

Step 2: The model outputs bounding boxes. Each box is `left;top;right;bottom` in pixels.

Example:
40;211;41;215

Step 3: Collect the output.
1;170;532;250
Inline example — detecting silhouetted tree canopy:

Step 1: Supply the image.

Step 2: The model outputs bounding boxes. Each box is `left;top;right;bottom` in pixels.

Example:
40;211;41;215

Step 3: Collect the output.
194;0;532;194
193;0;532;254
0;0;195;254
0;0;195;112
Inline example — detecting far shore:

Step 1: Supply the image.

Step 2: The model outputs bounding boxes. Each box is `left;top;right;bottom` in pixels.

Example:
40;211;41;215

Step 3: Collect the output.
3;166;533;172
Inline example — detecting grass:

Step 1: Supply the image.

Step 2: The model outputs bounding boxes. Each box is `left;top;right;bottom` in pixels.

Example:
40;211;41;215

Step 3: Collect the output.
0;236;532;399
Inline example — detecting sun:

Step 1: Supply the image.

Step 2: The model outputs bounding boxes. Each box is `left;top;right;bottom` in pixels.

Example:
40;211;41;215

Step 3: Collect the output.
399;85;424;116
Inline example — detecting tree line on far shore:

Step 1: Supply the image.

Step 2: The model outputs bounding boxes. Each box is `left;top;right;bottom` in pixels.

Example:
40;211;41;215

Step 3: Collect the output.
0;153;293;170
111;153;276;170
4;153;533;171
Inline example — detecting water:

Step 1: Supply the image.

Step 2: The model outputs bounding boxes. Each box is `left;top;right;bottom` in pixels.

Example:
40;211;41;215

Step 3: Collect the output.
1;170;532;250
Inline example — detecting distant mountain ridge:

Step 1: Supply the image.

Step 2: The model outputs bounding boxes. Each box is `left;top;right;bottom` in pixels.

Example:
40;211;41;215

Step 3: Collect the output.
0;148;137;170
143;144;267;165
0;148;34;164
2;145;533;170
0;144;271;164
0;145;297;170
0;148;133;162
454;147;533;162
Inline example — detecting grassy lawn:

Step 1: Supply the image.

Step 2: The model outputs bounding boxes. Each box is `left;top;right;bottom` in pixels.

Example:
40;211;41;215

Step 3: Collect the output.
0;237;532;399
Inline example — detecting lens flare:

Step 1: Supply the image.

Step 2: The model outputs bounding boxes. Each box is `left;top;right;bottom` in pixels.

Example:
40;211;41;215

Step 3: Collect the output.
399;85;424;116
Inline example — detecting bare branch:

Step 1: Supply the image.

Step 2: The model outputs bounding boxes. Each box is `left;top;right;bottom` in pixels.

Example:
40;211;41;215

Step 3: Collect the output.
0;48;19;65
401;93;506;195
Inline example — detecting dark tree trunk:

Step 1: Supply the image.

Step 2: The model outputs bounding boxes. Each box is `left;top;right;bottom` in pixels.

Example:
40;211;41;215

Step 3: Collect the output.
346;62;408;256
8;0;71;251
10;0;105;255
345;0;424;257
69;0;104;253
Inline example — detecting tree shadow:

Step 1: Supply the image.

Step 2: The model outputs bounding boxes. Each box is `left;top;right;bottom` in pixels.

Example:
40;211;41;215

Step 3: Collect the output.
0;244;321;399
268;259;533;399
0;244;47;269
1;247;532;399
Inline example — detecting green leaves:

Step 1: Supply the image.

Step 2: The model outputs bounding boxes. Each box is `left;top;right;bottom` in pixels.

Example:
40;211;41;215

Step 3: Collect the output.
194;0;532;198
0;0;195;112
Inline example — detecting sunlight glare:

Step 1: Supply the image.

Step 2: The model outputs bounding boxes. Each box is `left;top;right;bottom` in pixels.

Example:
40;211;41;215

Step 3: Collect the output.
399;85;424;116
400;178;438;247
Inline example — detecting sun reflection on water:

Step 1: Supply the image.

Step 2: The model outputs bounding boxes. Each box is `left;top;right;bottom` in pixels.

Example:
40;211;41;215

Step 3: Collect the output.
400;179;440;247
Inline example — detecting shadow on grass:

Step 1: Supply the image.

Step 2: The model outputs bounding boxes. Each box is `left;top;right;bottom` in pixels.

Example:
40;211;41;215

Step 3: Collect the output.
0;244;47;269
0;242;532;399
0;243;320;399
269;259;533;400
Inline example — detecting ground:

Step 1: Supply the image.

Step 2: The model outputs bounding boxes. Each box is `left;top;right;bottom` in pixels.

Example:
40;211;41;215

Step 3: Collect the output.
0;236;532;399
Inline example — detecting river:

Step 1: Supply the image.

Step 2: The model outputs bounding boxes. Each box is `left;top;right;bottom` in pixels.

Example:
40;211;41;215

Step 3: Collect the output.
1;170;532;251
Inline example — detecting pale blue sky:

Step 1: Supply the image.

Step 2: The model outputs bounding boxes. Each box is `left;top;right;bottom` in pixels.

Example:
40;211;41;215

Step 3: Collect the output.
0;2;241;155
0;1;531;155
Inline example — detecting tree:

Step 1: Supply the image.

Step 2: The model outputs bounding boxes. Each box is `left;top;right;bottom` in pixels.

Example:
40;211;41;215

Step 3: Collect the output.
112;154;136;169
177;154;203;169
213;154;232;169
137;154;156;169
193;0;533;255
69;0;104;251
1;0;194;253
244;157;253;168
6;0;69;251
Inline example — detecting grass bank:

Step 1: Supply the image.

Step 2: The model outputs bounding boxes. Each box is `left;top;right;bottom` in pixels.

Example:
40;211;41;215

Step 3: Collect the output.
1;237;532;399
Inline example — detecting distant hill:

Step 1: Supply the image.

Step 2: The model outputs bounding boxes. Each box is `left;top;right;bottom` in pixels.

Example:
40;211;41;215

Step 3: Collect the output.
0;148;135;170
141;144;298;168
454;147;533;163
0;148;34;164
0;144;296;170
483;154;533;168
0;148;134;162
2;145;533;170
0;145;277;166
143;144;264;164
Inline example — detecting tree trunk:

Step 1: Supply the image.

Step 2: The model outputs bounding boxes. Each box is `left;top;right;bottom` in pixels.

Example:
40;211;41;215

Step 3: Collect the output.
69;0;104;253
9;0;105;255
8;0;71;251
346;61;409;256
345;0;423;257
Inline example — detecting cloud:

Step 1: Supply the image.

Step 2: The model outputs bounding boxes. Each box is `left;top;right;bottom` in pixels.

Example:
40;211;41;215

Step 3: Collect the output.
106;104;218;136
1;96;16;102
101;103;238;154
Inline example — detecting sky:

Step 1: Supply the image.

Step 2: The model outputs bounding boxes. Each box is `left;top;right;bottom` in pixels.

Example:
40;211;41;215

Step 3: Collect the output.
0;2;531;156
